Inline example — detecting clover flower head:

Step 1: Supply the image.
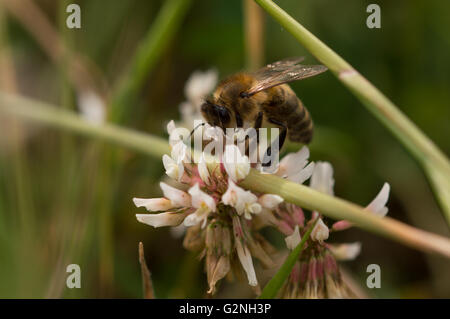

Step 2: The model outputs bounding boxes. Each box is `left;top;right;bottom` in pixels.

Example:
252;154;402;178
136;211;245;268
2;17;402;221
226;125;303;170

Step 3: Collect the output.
133;71;391;298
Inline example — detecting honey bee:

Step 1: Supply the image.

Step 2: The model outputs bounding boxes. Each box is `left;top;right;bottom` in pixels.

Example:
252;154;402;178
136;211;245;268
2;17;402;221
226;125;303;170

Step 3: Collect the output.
200;57;327;154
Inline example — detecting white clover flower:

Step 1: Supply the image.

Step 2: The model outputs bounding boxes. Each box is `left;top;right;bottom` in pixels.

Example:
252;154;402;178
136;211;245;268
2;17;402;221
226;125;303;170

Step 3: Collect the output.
258;194;283;210
162;154;184;181
328;242;362;261
134;182;191;228
133;182;190;211
77;90;105;125
276;146;314;184
178;69;218;128
223;144;250;182
184;69;218;106
184;183;216;228
136;211;189;228
365;182;390;217
311;217;329;243
310;161;335;196
222;178;261;220
285;225;301;250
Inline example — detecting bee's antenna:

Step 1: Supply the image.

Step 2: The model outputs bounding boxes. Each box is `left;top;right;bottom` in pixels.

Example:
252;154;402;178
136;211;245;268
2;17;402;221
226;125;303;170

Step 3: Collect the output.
189;122;206;139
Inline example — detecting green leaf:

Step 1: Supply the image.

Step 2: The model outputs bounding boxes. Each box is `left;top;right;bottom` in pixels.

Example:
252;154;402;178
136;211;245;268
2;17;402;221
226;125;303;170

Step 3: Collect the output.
259;219;318;299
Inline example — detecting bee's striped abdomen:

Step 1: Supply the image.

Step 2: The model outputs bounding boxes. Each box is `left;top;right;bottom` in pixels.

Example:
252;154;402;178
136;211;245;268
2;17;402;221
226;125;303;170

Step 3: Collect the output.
286;98;313;144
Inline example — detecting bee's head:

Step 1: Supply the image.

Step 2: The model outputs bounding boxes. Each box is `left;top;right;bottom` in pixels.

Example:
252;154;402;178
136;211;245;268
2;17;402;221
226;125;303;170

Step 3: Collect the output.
200;99;233;130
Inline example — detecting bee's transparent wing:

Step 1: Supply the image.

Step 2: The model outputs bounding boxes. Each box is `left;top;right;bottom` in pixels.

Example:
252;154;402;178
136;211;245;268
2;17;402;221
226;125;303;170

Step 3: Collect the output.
243;57;327;97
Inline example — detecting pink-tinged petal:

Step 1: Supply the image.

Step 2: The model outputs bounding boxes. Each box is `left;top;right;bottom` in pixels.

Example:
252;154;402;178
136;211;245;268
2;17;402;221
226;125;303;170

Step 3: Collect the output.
310;161;334;195
288;204;305;227
365;183;390;217
188;183;216;212
277;220;294;236
328;242;362;261
159;182;191;207
285;225;301;250
132;197;173;211
258;194;283;209
136;211;188;228
331;220;352;231
311;218;329;243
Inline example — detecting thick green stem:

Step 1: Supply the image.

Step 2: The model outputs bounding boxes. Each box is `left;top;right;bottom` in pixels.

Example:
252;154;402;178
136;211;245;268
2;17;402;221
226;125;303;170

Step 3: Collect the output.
1;92;450;259
254;0;450;225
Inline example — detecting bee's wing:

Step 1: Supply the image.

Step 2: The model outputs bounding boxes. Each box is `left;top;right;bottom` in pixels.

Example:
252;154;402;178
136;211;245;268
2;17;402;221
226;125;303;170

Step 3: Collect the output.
265;56;305;68
243;58;327;97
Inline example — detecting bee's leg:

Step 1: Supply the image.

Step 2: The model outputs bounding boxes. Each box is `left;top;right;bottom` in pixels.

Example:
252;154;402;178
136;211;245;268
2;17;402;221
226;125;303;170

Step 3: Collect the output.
244;112;263;157
262;118;287;167
254;112;263;143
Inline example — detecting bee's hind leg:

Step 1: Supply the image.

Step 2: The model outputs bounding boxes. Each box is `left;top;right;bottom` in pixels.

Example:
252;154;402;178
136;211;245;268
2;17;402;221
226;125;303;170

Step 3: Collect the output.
262;118;287;168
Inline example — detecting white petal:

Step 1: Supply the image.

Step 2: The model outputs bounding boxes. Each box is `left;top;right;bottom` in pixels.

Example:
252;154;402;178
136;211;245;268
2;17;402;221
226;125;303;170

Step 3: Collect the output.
310;161;334;195
162;154;184;181
167;120;176;135
246;202;262;216
132;197;173;211
329;242;362;261
365;183;390;217
204;125;224;141
197;156;211;184
159;182;191;207
171;141;190;163
288;162;315;184
222;178;259;218
184;69;218;105
136;211;188;228
183;206;210;228
188;183;216;212
78;90;105;125
223;144;250;182
277;146;309;178
235;239;258;286
285;225;301;250
222;180;240;208
258;194;283;209
311;218;329;243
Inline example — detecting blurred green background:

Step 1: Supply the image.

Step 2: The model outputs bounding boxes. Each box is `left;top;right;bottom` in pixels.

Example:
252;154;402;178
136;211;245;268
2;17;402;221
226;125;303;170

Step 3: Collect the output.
0;0;449;298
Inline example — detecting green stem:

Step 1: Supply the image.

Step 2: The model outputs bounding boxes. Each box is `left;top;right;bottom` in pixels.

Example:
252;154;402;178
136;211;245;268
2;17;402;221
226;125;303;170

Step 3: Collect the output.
1;92;450;259
259;219;318;299
109;0;192;123
254;0;450;225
